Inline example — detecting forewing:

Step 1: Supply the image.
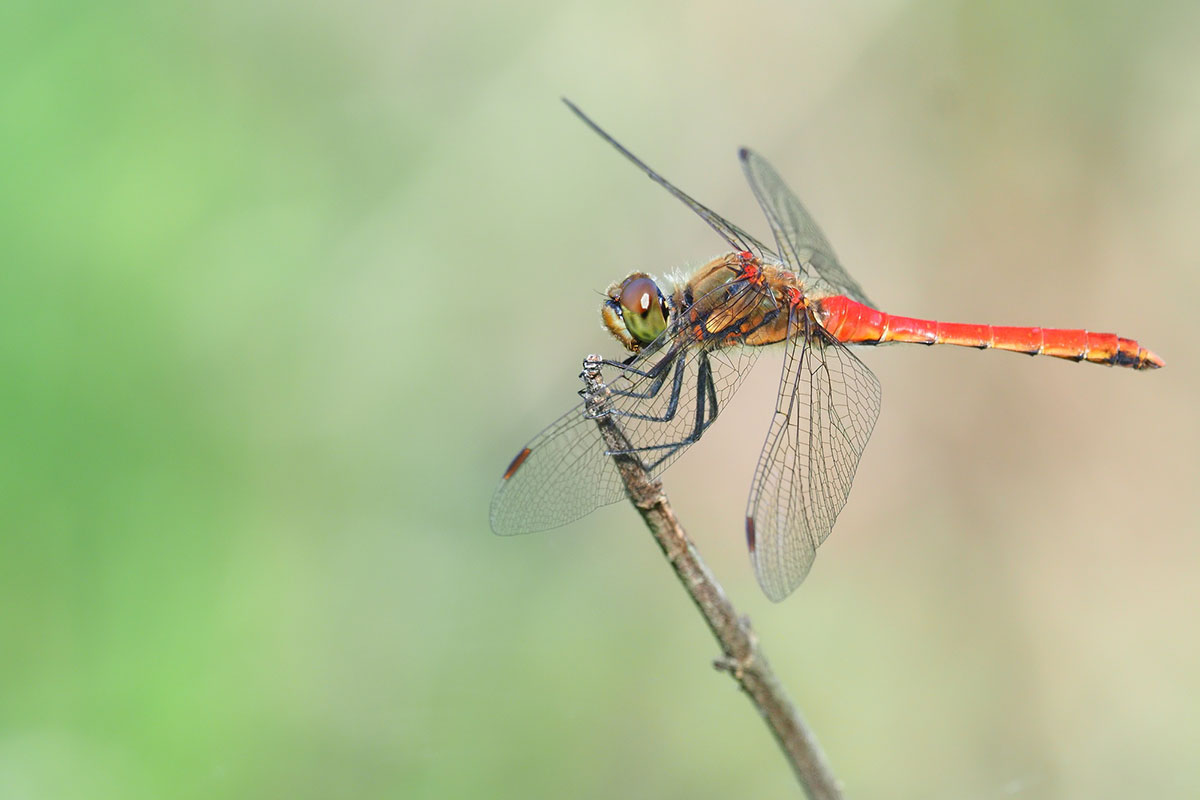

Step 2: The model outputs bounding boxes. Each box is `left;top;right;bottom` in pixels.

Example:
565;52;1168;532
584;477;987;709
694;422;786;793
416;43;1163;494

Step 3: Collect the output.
739;149;874;307
491;279;769;535
745;315;881;601
563;99;779;261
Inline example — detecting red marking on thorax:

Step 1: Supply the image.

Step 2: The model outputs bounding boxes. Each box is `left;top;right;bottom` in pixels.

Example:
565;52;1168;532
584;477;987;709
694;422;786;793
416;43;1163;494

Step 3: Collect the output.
735;251;763;284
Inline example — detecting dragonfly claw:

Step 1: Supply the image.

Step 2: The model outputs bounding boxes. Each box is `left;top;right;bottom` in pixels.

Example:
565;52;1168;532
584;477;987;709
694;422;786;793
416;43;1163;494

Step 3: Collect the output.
579;353;615;420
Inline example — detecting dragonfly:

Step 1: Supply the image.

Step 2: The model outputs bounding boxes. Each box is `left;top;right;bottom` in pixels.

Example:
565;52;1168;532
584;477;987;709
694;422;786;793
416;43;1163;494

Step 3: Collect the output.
490;100;1164;602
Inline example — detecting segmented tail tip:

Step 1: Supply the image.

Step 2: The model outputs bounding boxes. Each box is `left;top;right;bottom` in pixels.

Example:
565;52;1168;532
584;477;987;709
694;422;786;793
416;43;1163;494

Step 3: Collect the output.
1141;347;1165;370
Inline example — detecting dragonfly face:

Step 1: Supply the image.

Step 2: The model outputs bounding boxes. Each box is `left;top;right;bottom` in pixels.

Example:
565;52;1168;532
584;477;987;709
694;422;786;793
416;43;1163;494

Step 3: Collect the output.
490;100;1162;603
601;273;670;353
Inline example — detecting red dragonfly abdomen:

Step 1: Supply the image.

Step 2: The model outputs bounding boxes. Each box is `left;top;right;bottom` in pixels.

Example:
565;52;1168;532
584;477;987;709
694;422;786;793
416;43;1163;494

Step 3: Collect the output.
818;295;1164;370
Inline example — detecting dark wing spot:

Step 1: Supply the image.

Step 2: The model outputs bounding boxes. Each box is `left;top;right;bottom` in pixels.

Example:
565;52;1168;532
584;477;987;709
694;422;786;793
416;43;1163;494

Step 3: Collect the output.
502;447;532;481
745;516;756;554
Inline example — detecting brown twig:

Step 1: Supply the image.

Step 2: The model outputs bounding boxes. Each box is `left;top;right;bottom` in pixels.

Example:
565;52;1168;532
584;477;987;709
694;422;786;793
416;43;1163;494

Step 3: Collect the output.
579;354;844;799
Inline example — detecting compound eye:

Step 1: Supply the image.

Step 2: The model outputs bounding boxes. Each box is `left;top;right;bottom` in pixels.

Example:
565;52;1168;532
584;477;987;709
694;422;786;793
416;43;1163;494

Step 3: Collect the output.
618;277;667;344
619;277;658;315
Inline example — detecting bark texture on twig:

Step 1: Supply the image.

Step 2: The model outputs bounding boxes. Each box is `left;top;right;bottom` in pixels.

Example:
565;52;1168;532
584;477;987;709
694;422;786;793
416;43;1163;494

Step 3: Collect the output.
579;354;843;800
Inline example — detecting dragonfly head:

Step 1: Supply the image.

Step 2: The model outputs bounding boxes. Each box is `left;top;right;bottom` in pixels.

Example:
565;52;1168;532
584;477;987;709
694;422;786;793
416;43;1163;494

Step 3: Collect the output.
602;273;670;353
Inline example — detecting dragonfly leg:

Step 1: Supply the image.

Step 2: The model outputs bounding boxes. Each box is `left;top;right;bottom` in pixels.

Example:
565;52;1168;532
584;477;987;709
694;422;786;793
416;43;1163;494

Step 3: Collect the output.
607;354;689;424
605;352;720;471
579;348;682;421
593;342;686;400
701;352;720;432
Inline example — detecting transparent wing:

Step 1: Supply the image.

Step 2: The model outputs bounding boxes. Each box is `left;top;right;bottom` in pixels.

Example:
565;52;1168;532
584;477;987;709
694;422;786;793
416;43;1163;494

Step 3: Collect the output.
563;99;779;262
489;402;623;534
739;148;875;307
745;310;881;601
491;279;771;535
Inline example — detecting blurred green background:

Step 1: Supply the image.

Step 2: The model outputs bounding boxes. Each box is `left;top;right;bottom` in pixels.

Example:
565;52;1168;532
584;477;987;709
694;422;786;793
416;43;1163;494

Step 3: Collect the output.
2;1;1198;797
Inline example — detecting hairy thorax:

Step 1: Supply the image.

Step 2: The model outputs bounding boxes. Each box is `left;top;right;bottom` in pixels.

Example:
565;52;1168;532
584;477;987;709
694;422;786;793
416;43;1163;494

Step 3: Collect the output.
672;253;818;349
